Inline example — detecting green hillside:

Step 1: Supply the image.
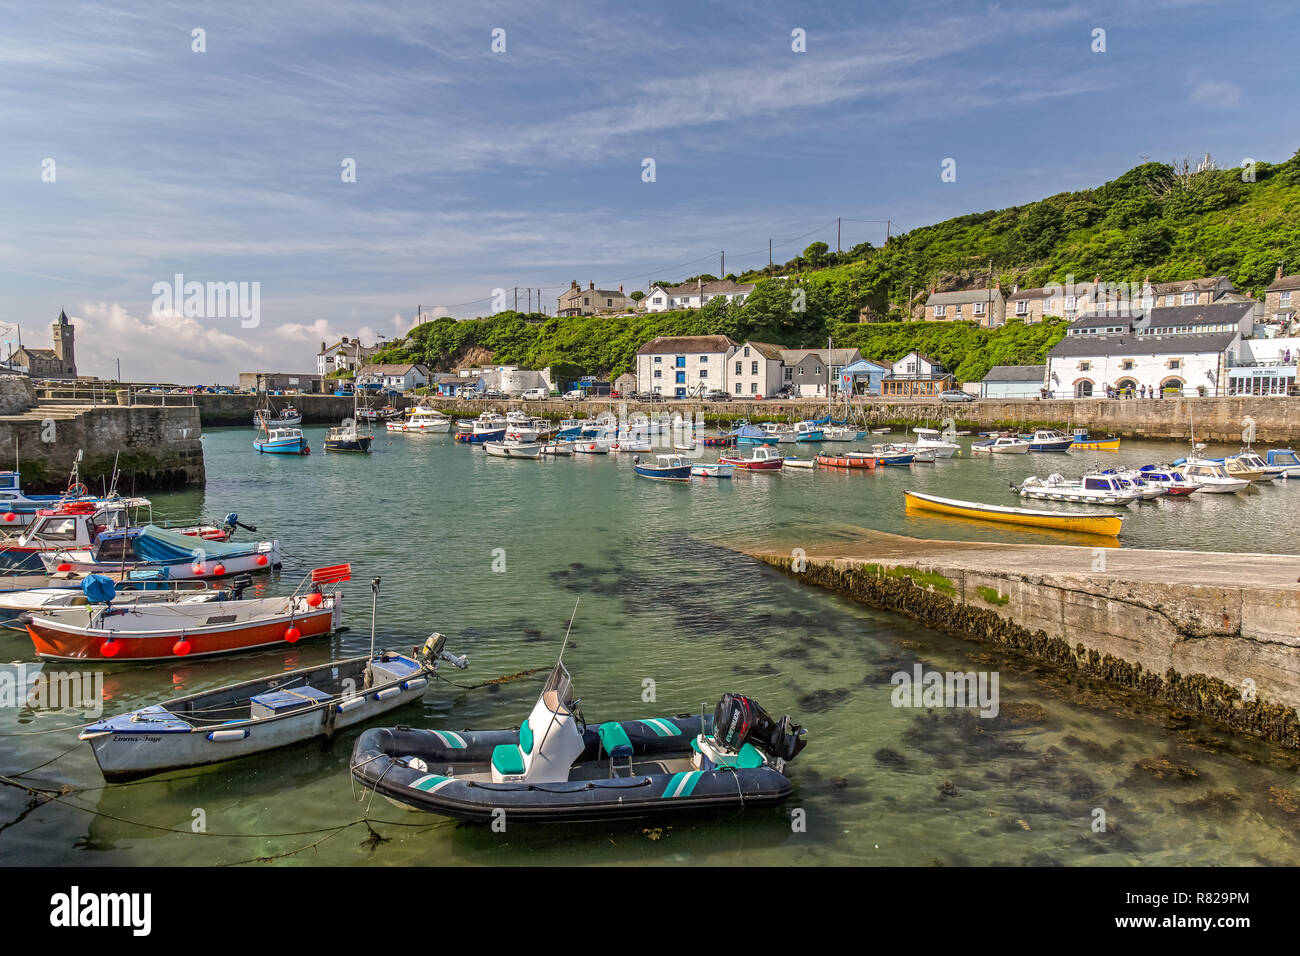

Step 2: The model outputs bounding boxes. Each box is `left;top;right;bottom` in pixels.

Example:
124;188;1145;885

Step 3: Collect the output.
373;151;1300;383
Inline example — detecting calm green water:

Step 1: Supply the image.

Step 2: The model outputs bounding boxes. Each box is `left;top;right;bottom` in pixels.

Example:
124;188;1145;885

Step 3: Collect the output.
3;425;1300;866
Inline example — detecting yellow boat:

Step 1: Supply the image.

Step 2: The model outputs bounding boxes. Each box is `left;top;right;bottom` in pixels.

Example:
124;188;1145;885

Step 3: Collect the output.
903;491;1125;537
1070;435;1121;451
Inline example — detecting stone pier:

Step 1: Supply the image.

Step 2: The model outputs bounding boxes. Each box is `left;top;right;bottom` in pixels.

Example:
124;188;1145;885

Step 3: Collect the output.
736;527;1300;747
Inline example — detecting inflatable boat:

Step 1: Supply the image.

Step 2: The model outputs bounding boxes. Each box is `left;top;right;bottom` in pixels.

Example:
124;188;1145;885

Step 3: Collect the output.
350;660;807;823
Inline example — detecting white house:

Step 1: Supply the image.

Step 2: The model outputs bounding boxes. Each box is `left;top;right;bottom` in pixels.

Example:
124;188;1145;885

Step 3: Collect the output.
1045;331;1238;398
879;352;956;398
981;365;1047;399
316;337;378;376
636;335;738;398
356;363;430;393
641;279;756;313
1225;336;1300;396
779;348;863;397
729;342;786;397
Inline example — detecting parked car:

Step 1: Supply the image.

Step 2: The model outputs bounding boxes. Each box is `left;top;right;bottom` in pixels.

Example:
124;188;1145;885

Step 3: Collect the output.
483;389;507;400
521;387;548;400
562;389;586;401
704;389;730;401
609;390;621;399
775;386;796;399
939;390;976;403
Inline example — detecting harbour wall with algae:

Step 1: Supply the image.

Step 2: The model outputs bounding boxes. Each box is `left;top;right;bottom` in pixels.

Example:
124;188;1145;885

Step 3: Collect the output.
739;530;1300;747
0;378;203;492
119;392;1300;442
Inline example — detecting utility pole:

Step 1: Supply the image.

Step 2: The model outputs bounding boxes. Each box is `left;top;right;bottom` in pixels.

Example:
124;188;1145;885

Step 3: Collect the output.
720;251;725;277
885;219;891;243
527;288;531;311
837;217;841;255
769;239;773;272
514;287;518;312
116;357;121;383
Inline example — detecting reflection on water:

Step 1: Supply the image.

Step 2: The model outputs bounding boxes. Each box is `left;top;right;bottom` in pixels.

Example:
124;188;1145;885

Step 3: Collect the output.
2;426;1299;865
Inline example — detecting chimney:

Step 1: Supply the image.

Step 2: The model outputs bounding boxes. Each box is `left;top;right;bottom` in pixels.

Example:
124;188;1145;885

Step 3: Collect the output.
618;284;623;293
1012;283;1018;294
1279;265;1285;280
589;281;595;290
930;285;935;294
571;280;578;290
994;280;1001;291
320;341;326;353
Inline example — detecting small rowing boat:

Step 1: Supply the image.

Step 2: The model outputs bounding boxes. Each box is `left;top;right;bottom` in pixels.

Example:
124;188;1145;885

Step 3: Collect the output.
691;462;734;478
483;440;542;459
815;452;877;470
904;491;1125;536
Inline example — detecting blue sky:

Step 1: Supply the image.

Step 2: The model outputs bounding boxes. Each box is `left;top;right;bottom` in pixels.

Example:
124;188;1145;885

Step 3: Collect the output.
1;0;1295;381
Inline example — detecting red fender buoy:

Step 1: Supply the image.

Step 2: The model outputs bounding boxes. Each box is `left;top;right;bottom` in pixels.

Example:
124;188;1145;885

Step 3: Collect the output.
192;563;205;575
256;554;269;566
3;512;14;522
212;563;226;576
57;563;72;573
284;626;301;643
306;592;323;608
100;638;121;658
172;638;191;656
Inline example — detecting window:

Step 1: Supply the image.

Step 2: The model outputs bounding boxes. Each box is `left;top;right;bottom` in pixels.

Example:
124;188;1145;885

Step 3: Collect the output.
933;305;946;317
734;385;744;395
676;356;686;367
653;369;661;379
653;296;663;305
1165;294;1175;306
1065;295;1077;310
653;356;662;363
606;299;612;307
1182;292;1195;305
1078;361;1091;371
699;370;707;378
814;365;822;375
750;383;758;394
699;355;707;363
1044;298;1055;313
735;361;742;375
1282;291;1292;307
751;361;758;374
743;347;750;357
1167;358;1181;369
954;305;963;317
1122;359;1134;370
1015;300;1029;315
583;298;589;306
1142;295;1153;310
973;301;986;315
675;371;685;384
783;368;793;381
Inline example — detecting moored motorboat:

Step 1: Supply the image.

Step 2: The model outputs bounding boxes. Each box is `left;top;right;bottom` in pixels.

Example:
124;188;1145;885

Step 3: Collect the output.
349;659;806;824
731;424;777;446
254;426;309;455
1017;473;1142;506
23;564;349;662
633;454;692;481
1265;448;1300;479
454;413;508;443
718;446;784;471
1070;429;1121;451
1022;428;1076;452
483;440;542;458
252;405;302;428
912;428;960;458
781;457;816;469
80;634;467;782
0;574;241;631
1172;458;1249;493
971;436;1030;455
387;407;451;433
1135;465;1201;496
904;490;1126;536
39;524;280;579
872;443;916;465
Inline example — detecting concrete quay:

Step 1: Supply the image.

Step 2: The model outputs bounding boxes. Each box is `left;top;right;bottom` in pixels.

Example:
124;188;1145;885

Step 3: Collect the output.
735;526;1300;746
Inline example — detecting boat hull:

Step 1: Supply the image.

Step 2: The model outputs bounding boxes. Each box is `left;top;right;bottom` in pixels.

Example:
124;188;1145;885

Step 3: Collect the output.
634;464;692;481
483;441;542;458
253;438;309;454
816;454;877;469
323;436;373;453
719;457;783;470
1071;438;1121;451
905;491;1124;536
25;597;339;662
690;463;734;478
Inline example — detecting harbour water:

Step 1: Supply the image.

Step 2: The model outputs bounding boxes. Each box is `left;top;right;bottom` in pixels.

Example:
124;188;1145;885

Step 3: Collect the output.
3;425;1300;866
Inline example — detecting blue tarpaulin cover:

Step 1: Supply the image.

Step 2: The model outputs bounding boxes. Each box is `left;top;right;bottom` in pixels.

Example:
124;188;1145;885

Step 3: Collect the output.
80;574;116;603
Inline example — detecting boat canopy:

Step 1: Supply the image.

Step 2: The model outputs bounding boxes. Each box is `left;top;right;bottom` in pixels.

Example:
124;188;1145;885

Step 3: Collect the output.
102;525;263;562
729;424;768;439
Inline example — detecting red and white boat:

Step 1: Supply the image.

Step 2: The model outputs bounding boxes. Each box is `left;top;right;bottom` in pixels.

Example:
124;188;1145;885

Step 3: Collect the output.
23;565;350;662
718;446;785;471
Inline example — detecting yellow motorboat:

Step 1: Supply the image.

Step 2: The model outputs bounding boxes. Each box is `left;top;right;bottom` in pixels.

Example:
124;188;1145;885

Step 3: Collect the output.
1070;429;1121;451
1223;451;1269;482
903;491;1126;537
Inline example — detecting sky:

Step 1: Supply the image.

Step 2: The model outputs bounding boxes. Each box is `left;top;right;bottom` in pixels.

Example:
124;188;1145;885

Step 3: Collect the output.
1;0;1296;383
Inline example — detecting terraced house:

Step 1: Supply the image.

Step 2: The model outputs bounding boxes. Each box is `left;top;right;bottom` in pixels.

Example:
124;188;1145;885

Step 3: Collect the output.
922;285;1006;326
557;281;628;317
729;341;786;397
1265;266;1300;331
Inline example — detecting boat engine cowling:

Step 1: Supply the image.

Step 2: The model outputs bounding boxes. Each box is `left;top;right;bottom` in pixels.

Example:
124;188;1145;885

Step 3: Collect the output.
713;693;807;763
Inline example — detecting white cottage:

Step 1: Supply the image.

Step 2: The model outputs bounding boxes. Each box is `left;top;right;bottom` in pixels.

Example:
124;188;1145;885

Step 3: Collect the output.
635;335;738;398
641;279;756;313
729;342;787;397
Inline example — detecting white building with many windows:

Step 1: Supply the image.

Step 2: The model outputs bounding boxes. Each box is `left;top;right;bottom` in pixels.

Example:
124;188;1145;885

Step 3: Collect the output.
729;342;786;397
641;280;756;313
635;335;738;398
1046;332;1238;398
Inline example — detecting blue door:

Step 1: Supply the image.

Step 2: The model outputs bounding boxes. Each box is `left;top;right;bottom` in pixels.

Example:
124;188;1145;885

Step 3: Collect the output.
675;388;686;399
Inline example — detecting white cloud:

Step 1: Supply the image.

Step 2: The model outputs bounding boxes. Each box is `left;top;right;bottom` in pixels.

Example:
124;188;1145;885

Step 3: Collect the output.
1189;80;1242;109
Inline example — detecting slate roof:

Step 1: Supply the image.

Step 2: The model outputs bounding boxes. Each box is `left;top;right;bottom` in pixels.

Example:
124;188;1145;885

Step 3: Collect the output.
1048;332;1238;358
636;335;738;355
983;365;1047;383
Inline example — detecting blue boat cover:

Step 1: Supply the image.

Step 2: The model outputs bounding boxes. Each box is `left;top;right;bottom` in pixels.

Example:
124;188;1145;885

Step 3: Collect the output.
80;574;116;603
730;424;768;439
96;526;261;563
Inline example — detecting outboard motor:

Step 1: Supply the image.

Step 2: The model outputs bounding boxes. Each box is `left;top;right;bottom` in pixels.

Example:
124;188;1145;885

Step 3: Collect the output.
713;693;807;763
227;575;254;600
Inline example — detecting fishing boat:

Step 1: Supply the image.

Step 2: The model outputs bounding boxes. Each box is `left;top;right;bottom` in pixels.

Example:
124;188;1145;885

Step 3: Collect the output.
22;564;347;662
792;421;824;442
253;426;309;455
971;435;1030;455
349;656;806;823
572;438;611;454
904;491;1125;537
540;440;575;456
1094;468;1164;500
1021;429;1076;452
454;413;508;443
505;412;549;442
819;425;859;442
39;524;280;579
718;446;784;471
633;454;692;481
0;469;138;530
79;632;467;782
872;443;916;465
0;500;234;574
1134;465;1201;496
912;428;960;458
870;427;891;435
323;422;373;453
1266;448;1300;478
1172;458;1249;493
690;462;734;478
388;407;452;433
1017;473;1143;506
610;438;653;454
358;405;401;423
815;451;877;469
1070;428;1121;451
0;573;240;631
252;405;302;428
483;440;542;459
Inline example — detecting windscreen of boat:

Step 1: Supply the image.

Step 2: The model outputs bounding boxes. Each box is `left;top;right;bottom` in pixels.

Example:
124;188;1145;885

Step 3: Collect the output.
133;526;259;561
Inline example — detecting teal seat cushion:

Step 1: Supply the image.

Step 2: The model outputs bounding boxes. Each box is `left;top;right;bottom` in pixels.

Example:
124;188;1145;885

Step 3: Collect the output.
519;719;533;755
598;721;633;758
491;744;525;776
737;743;766;769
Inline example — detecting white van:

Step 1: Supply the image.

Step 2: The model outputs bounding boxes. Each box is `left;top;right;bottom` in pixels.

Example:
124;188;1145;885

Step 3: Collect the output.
521;387;549;401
